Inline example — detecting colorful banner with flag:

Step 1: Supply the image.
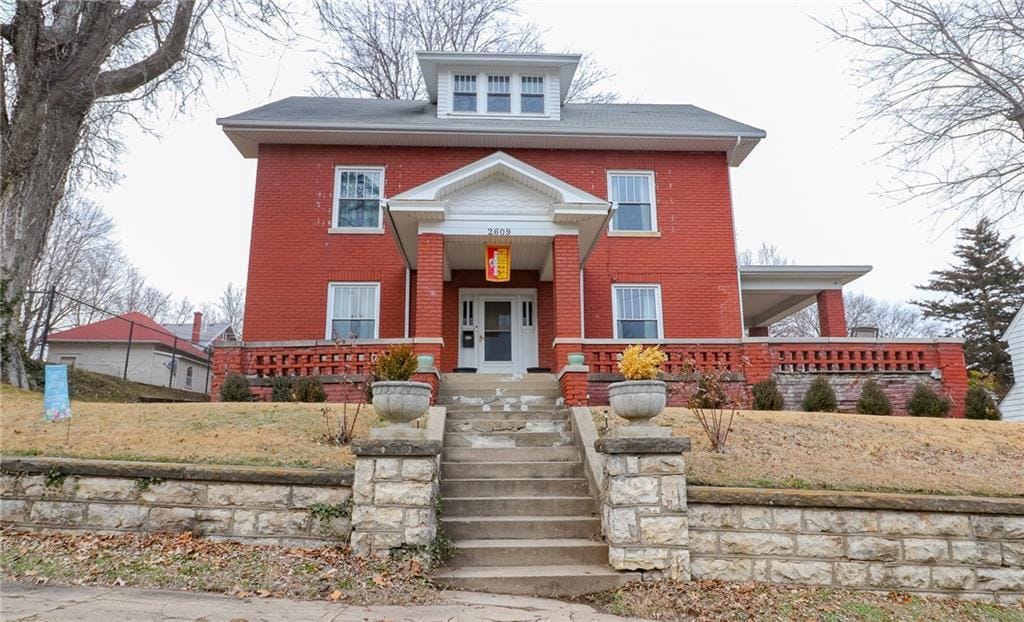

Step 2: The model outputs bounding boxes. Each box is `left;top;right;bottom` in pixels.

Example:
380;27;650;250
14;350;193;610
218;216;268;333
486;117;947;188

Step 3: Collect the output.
44;364;71;422
485;245;511;282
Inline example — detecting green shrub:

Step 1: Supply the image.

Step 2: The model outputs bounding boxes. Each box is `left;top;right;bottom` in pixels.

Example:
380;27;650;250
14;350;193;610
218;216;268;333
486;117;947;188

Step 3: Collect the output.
906;383;951;417
293;376;328;403
856;379;892;416
802;377;837;412
270;376;295;402
373;346;419;381
219;373;254;402
751;378;784;411
965;385;1000;420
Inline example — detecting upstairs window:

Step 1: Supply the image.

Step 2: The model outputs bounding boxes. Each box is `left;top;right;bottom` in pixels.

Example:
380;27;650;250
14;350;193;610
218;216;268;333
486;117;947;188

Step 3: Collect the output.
487;75;511;113
521;76;545;113
613;285;663;339
609;172;657;232
333;167;383;230
328;283;380;340
453;74;477;112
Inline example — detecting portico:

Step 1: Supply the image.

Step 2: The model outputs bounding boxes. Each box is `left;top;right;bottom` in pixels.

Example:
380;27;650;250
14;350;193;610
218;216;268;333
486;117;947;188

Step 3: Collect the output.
387;151;611;374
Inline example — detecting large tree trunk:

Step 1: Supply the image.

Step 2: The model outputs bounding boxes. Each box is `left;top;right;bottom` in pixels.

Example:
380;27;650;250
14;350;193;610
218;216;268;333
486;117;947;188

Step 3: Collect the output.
1;96;89;387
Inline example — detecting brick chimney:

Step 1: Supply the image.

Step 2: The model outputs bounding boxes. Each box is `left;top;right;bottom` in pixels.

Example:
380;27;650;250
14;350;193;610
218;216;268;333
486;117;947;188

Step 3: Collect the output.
191;311;203;344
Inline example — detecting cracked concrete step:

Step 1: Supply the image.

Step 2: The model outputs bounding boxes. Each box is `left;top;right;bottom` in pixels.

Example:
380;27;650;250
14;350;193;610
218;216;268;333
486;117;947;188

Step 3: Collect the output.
441;478;590;497
442;447;581;462
441;516;601;540
446;410;568;421
451;538;609;567
433;564;640;597
444;495;595;517
446;419;569;433
441;402;563;413
441;461;585;479
438;388;563;398
444;431;574;448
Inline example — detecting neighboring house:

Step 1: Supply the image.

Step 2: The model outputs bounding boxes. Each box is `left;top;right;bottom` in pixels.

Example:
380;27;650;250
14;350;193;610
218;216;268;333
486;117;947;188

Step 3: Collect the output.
1001;305;1024;422
164;312;237;350
213;50;969;414
46;312;212;394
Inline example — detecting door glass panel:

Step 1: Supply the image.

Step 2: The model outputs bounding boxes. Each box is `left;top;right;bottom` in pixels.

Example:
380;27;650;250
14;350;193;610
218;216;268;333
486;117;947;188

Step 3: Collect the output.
483;300;512;361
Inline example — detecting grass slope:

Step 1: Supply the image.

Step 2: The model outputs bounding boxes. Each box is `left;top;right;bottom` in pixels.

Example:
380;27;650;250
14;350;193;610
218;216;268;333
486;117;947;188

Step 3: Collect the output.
25;361;207;403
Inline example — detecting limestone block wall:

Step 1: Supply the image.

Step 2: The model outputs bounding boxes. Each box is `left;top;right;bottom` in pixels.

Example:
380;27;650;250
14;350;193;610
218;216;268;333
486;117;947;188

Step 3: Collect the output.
0;457;353;546
775;372;942;414
687;488;1024;604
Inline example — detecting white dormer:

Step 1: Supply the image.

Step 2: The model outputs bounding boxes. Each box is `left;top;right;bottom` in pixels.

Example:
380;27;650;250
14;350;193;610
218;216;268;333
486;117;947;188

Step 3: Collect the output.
417;51;581;121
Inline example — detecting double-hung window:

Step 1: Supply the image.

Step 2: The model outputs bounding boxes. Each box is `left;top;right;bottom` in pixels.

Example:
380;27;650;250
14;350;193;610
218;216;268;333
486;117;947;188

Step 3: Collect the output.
333;167;383;230
327;283;380;340
453;74;477;112
487;75;511;113
609;172;657;232
613;285;663;339
185;366;194;388
521;76;544;113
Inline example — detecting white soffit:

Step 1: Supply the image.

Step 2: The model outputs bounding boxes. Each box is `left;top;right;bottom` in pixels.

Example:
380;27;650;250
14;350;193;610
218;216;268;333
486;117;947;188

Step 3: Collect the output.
739;265;872;327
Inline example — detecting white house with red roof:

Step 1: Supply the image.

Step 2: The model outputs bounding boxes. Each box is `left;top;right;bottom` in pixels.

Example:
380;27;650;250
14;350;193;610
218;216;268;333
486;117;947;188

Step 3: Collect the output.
45;312;213;394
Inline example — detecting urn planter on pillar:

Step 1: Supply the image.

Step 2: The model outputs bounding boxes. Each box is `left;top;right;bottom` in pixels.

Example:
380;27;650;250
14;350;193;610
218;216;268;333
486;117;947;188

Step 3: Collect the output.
370;346;430;437
609;345;669;436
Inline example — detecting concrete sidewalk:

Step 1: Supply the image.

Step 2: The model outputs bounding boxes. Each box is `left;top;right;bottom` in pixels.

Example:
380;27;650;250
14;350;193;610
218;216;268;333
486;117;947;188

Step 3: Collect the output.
1;581;653;621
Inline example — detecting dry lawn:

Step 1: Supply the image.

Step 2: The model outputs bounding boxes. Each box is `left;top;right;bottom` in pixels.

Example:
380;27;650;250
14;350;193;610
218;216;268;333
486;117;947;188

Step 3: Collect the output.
593;407;1024;498
0;385;376;469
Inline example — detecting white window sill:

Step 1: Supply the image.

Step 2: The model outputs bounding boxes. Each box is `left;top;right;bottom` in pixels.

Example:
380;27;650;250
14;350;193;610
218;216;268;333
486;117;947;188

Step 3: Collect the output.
607;230;661;238
445;112;554;120
329;227;385;235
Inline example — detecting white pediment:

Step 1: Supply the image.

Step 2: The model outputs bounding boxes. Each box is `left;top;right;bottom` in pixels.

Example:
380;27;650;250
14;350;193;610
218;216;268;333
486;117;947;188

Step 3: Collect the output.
445;177;552;219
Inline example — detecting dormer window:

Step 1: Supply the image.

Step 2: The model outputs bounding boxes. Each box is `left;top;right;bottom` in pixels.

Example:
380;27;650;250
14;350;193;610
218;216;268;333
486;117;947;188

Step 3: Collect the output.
521;77;544;113
487;76;511;113
453;75;477;112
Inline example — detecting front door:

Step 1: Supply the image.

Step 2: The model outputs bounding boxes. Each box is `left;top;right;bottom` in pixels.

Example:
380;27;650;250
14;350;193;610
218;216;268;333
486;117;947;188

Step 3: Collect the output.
458;289;538;374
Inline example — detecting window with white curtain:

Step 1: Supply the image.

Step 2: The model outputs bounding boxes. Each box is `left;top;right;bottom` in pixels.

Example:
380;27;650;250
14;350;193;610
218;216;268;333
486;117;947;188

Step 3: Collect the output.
185;366;194;387
453;74;477;112
333;168;383;230
608;172;656;232
487;75;511;113
613;285;662;339
328;283;380;340
520;76;544;113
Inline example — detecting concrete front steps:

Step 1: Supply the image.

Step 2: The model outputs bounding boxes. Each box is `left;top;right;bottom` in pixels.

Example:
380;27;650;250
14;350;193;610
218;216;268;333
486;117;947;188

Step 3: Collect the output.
434;373;639;597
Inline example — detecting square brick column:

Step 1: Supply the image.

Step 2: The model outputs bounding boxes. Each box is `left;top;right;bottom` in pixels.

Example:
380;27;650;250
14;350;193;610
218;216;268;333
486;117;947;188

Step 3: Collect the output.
595;436;693;580
414;233;445;362
936;342;969;418
816;289;848;337
552;235;582;370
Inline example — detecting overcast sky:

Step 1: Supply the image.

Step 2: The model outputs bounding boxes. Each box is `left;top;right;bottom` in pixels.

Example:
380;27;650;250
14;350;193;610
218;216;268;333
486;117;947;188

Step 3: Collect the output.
87;0;1023;310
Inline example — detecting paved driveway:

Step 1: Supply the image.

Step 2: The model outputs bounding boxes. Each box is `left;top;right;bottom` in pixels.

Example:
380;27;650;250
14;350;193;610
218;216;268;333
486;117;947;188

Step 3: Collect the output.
1;581;654;622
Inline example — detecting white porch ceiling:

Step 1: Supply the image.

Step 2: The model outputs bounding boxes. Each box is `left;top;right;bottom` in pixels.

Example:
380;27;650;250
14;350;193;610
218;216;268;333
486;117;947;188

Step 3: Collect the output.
739;265;872;328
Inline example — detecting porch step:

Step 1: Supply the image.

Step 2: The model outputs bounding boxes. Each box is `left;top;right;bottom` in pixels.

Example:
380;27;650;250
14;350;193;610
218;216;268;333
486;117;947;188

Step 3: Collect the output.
442;447;580;463
446;410;567;421
440;373;557;391
444;431;574;448
444;496;594;517
441;461;585;479
433;565;639;597
441;515;601;540
441;477;590;497
451;538;609;567
440;400;562;412
446;419;569;433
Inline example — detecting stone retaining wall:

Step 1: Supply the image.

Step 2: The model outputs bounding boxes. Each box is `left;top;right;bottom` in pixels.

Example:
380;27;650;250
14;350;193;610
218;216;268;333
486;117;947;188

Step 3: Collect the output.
687;487;1024;604
0;457;353;546
774;372;942;415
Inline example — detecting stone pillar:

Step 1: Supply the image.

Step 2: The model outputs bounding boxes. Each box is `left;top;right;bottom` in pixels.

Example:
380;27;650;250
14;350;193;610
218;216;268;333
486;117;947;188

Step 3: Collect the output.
552;235;582;370
349;409;444;557
414;233;445;364
816;289;848;337
595;436;692;579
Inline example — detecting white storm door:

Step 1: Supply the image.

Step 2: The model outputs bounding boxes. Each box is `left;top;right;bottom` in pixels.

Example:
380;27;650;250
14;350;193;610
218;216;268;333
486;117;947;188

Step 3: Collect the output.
478;297;516;373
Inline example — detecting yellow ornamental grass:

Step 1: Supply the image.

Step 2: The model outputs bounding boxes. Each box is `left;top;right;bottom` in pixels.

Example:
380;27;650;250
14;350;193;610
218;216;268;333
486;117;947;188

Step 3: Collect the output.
617;345;666;380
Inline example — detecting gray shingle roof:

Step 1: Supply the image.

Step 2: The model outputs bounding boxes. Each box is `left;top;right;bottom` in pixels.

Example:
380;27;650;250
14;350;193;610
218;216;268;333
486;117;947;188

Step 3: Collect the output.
163;322;234;349
217;96;765;139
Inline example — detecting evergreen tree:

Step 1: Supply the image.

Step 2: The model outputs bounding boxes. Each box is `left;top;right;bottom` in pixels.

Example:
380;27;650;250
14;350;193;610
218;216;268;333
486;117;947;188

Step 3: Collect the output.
913;219;1024;395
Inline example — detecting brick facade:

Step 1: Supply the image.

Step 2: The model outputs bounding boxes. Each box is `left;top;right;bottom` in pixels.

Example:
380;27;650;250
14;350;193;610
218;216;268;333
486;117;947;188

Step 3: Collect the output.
817;290;848;337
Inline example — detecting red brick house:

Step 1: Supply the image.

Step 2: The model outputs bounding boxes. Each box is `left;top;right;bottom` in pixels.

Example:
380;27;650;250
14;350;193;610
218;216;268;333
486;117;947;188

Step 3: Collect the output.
214;51;968;415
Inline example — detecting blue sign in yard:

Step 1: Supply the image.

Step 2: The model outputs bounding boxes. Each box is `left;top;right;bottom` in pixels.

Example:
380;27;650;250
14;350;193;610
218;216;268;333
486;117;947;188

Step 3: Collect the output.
44;364;71;422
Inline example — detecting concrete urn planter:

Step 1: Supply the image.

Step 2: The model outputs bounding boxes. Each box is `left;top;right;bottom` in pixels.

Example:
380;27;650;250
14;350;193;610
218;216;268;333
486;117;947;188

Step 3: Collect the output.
371;381;432;426
607;380;667;426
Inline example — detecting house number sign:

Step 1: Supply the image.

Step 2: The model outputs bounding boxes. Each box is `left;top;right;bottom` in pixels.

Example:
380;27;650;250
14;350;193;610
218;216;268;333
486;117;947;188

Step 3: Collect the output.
487;227;512;236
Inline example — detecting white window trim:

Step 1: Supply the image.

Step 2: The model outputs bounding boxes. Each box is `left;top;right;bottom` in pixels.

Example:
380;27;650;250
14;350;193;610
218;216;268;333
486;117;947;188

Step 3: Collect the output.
607;170;658;234
185;366;194;387
325;282;381;340
611;283;664;340
447;70;553;118
331;166;386;234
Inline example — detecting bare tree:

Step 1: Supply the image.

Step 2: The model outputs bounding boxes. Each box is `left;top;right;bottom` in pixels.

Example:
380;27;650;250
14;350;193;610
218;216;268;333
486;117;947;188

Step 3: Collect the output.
218;282;245;339
312;0;616;103
824;1;1024;222
1;1;291;387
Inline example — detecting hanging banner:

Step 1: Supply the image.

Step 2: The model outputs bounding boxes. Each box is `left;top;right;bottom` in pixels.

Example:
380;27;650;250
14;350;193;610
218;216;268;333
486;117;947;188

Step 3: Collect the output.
485;244;511;282
43;364;71;422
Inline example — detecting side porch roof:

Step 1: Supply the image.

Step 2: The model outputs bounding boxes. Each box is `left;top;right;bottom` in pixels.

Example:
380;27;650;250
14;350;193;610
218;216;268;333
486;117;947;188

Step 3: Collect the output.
739;265;872;328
